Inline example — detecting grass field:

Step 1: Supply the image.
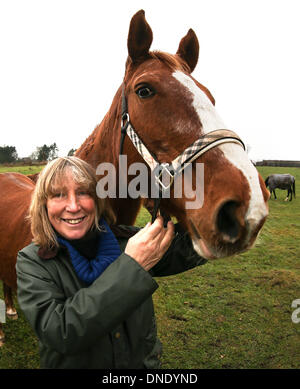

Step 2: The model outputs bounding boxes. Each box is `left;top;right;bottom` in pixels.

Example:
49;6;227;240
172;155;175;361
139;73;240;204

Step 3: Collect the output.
0;165;299;369
0;165;44;175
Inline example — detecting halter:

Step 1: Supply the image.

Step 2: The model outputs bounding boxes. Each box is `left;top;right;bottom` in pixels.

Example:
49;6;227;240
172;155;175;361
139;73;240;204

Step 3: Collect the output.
119;86;246;223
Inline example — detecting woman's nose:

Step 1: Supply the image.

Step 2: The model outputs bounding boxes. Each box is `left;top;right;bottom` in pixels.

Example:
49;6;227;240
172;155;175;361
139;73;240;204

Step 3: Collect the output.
65;193;81;212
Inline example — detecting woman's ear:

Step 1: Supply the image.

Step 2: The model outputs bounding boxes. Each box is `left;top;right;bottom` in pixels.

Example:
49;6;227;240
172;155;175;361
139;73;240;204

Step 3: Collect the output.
176;29;199;73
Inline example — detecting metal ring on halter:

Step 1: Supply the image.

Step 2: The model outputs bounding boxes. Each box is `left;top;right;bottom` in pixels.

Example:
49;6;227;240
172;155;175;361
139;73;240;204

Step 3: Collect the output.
154;163;175;191
121;113;130;130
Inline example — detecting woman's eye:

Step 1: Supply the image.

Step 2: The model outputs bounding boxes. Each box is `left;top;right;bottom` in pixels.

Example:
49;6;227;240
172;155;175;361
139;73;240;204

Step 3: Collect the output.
77;190;89;197
135;86;155;99
52;192;64;198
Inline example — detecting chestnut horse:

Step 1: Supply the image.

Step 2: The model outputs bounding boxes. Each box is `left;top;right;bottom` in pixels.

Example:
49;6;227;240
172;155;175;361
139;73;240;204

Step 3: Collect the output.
0;173;34;344
0;10;269;346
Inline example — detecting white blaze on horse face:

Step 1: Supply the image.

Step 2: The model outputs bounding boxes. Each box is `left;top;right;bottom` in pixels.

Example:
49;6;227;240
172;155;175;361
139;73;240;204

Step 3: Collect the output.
172;70;227;134
173;70;268;244
219;143;268;234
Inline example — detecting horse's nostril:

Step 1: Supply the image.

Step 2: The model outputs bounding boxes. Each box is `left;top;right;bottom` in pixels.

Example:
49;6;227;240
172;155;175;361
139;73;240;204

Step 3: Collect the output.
216;201;241;242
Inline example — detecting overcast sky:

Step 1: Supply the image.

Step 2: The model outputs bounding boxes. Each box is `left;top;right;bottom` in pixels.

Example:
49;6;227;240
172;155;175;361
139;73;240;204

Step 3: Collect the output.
0;0;299;162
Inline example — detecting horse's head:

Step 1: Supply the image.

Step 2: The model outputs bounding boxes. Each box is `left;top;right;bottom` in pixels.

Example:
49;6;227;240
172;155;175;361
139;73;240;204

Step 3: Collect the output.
121;10;269;259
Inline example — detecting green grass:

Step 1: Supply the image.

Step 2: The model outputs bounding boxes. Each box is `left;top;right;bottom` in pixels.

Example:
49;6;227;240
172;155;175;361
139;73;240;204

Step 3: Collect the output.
0;165;300;369
0;164;44;175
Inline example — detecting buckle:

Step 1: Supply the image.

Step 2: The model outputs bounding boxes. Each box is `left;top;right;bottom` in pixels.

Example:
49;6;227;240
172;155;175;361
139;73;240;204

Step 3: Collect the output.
121;113;130;130
154;163;175;191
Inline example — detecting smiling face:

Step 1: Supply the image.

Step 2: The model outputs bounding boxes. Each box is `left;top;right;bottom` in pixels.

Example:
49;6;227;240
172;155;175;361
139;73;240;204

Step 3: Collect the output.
46;169;96;240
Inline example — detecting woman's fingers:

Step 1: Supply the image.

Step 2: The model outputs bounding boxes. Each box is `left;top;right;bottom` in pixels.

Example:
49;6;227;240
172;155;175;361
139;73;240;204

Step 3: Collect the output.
156;220;175;253
145;217;164;238
134;217;165;243
124;217;175;271
145;217;174;247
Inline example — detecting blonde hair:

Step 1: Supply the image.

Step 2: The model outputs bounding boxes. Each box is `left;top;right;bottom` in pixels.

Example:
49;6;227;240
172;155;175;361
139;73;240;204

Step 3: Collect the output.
29;156;115;249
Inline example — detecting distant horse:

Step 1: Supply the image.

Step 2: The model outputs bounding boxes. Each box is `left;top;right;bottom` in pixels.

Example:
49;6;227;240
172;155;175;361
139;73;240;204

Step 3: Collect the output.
0;10;269;345
265;174;296;201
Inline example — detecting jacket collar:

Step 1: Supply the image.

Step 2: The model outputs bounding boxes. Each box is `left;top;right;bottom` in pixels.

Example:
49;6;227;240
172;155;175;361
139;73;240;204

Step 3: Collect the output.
37;225;139;260
38;246;59;260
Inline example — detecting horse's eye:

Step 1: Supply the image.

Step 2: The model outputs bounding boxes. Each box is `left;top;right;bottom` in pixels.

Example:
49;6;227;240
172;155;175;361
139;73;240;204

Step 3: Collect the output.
135;86;155;99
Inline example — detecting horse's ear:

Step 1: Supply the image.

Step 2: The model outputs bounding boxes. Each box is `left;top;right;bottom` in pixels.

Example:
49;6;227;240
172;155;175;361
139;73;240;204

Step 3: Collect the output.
127;10;153;63
176;29;199;73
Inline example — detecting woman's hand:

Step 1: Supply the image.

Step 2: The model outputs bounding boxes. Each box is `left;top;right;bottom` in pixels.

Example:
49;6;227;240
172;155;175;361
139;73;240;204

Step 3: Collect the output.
124;216;175;271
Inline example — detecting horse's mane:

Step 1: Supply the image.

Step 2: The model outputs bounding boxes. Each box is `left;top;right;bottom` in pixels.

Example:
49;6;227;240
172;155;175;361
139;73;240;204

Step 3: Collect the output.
149;51;191;72
125;51;192;73
76;51;197;163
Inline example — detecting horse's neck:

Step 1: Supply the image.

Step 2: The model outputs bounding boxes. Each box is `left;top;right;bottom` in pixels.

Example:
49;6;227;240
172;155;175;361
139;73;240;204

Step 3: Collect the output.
75;103;120;169
76;86;142;225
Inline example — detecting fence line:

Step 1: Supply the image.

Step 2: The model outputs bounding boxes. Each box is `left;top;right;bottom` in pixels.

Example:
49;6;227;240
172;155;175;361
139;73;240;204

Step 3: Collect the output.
255;160;300;167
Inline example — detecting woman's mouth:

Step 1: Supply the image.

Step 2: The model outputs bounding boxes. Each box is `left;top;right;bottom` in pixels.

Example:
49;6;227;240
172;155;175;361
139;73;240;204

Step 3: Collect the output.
61;216;86;225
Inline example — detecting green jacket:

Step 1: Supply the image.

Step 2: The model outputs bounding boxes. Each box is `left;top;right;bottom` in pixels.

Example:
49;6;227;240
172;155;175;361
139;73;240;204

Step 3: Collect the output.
16;224;206;369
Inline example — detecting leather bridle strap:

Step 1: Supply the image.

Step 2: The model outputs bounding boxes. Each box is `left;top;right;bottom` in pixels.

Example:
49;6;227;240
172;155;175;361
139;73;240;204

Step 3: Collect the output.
123;122;245;188
120;85;129;155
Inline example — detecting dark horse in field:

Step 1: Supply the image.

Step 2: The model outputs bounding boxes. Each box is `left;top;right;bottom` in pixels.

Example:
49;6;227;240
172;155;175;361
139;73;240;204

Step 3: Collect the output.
265;174;296;201
0;10;269;345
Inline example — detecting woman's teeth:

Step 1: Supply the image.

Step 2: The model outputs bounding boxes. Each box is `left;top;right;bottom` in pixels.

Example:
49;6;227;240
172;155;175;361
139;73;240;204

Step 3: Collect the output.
62;217;85;225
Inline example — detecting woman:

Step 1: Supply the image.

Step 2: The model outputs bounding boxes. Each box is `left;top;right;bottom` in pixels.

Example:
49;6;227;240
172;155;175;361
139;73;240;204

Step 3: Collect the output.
16;156;206;369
